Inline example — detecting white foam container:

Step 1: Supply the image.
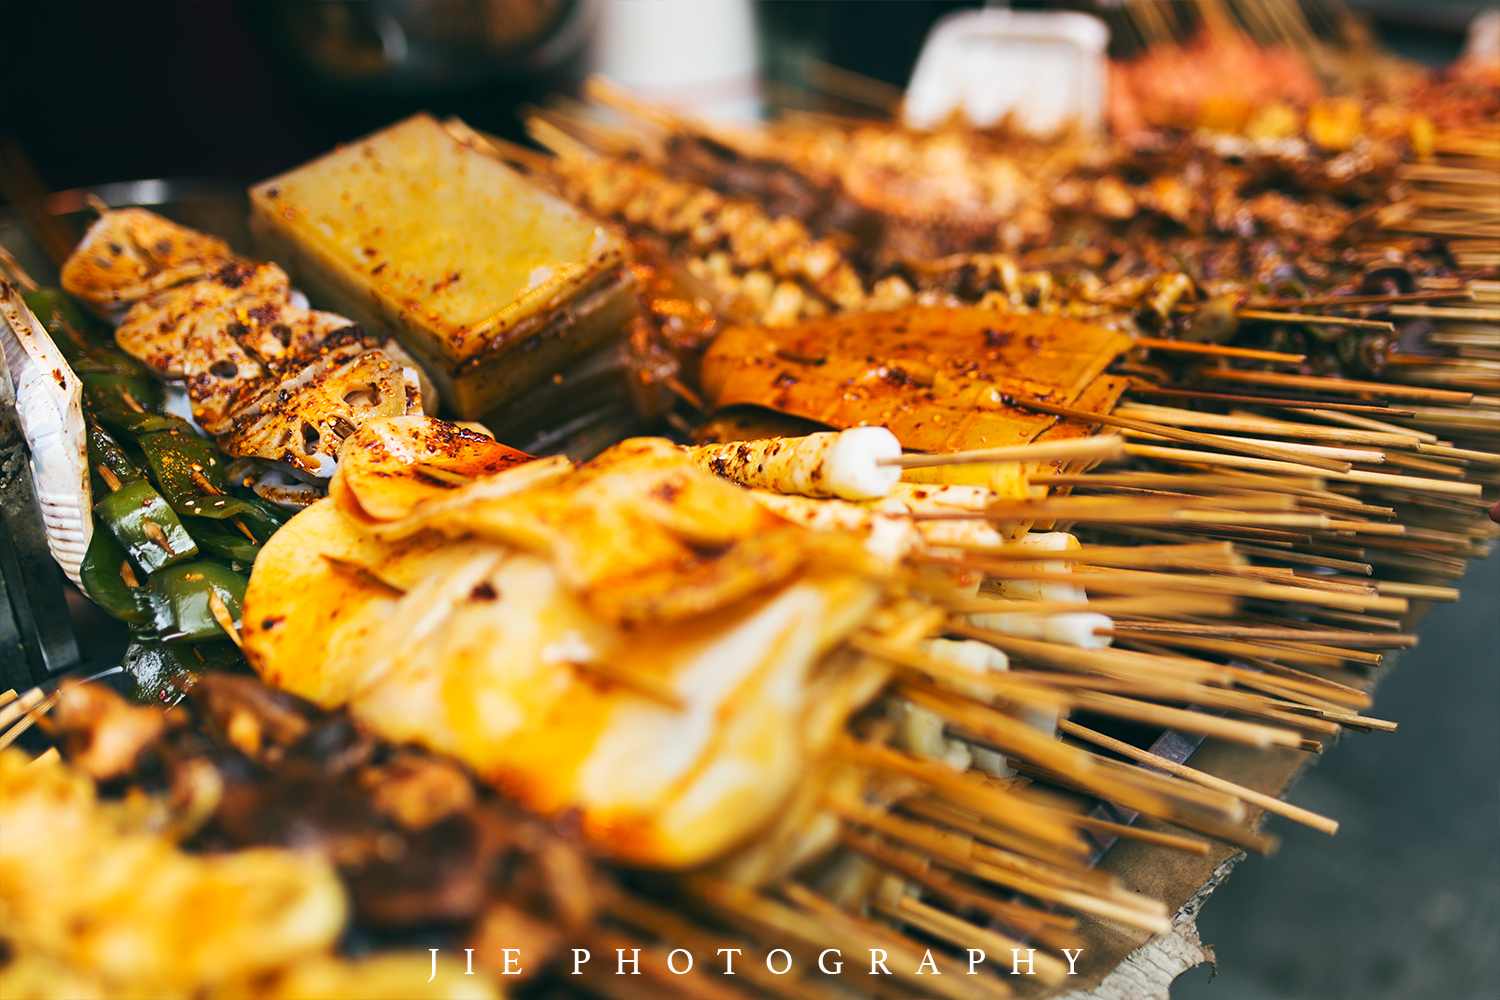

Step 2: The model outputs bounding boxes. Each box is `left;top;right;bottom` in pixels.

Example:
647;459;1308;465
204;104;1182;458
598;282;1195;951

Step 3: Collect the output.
903;8;1109;136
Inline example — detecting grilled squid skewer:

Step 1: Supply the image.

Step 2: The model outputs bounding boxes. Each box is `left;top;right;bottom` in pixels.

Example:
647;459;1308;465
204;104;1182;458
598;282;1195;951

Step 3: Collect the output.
687;426;903;500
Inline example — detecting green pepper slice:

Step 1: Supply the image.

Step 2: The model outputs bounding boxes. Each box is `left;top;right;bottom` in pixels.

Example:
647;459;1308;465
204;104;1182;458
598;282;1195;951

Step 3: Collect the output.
95;478;199;574
122;636;240;705
145;560;248;643
87;417;142;486
138;427;286;526
82;372;186;436
21;287;104;362
77;526;151;626
180;515;262;565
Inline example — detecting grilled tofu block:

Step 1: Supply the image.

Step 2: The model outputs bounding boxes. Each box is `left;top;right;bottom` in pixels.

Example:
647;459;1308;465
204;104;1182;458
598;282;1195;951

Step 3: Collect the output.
700;306;1132;452
249;114;638;420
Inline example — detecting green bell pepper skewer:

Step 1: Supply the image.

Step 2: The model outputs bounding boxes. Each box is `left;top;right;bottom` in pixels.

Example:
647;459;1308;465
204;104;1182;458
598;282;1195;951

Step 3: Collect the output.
94;478;199;575
77;528;151;626
145;560;247;644
123;636;241;705
138;426;268;520
86;416;142;487
81;371;187;436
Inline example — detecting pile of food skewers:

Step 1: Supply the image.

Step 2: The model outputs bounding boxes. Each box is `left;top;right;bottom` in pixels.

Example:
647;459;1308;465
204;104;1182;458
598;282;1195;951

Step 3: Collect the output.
1;9;1497;997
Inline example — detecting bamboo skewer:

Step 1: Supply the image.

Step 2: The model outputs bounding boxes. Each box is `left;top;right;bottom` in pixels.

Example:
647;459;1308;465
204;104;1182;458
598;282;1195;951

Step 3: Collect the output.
1123;443;1485;497
1106;623;1417;648
873;893;1068;986
1131;337;1305;363
1059;721;1339;836
839;736;1084;845
0;690;61;751
841;829;1085;940
1387;305;1500;322
1132;386;1416;416
942;593;1239;619
957;566;1412;613
1232;309;1395;331
1006;397;1353;472
1118;427;1385;465
1113;404;1423;447
1243;290;1475;309
1298;408;1442;441
832;797;1173;937
1041;809;1211;855
1203;367;1476;406
1005;758;1278;856
930;541;1238;567
883;435;1125;469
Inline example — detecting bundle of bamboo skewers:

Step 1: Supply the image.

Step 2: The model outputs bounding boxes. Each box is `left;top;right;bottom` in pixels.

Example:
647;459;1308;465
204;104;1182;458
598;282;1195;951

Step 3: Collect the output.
2;16;1497;998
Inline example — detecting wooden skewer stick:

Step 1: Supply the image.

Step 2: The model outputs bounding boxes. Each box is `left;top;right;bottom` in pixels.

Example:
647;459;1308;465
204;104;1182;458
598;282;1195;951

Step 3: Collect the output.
1005;397;1353;472
0;687;44;731
1123;443;1484;498
838;736;1084;850
1009;760;1281;854
1067;690;1306;749
943;593;1239;619
1130;337;1305;363
872;893;1069;987
912;493;1299;524
850;633;1064;709
0;243;39;291
1113;404;1423;447
1244;290;1475;309
1058;720;1339;836
1418;442;1500;466
1119;427;1384;465
934;541;1237;566
881;435;1124;468
1132;386;1415;416
1204;368;1475;406
1107;623;1417;648
900;796;1096;874
207;591;243;650
1111;632;1377;669
1369;580;1461;602
969;566;1412;613
1233;309;1395;331
842;829;1085;937
1226;541;1371;575
833;799;1173;938
1219;661;1373;709
0;690;61;751
1296;407;1441;441
1387;304;1500;321
984;491;1298;518
1401;163;1500;184
607;893;852;1000
1032;470;1332;495
1035;807;1211;854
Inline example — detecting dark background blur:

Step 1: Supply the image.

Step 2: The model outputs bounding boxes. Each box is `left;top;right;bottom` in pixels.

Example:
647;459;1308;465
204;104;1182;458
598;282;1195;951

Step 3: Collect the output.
0;0;1477;200
0;0;971;197
1;3;1494;999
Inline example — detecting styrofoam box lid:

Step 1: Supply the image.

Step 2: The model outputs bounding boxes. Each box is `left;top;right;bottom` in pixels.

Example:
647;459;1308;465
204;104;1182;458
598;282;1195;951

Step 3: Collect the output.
904;9;1110;135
